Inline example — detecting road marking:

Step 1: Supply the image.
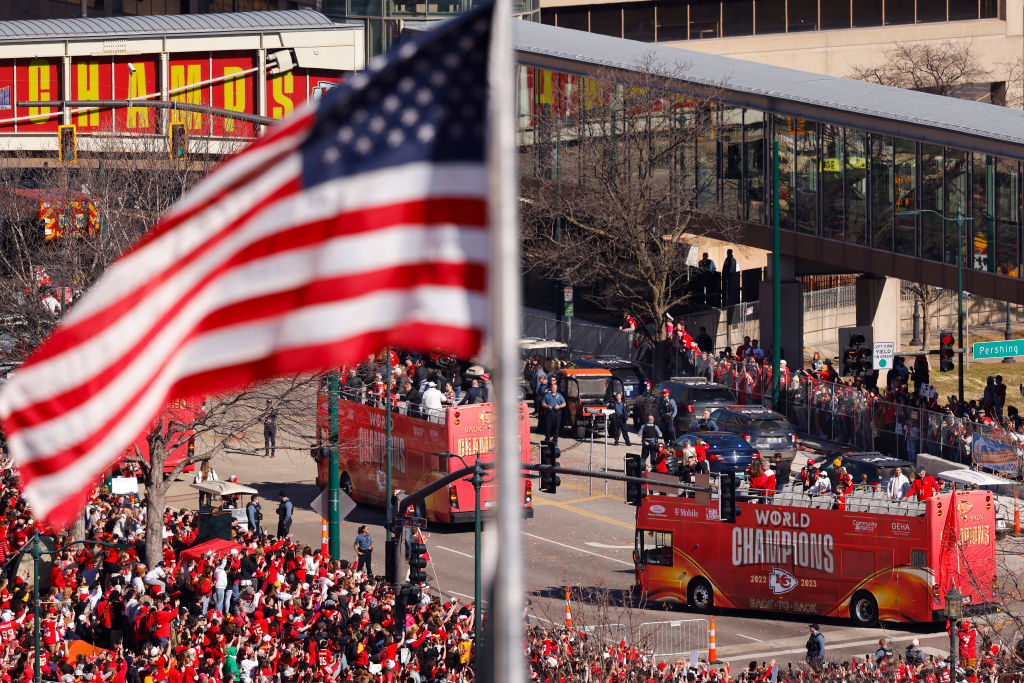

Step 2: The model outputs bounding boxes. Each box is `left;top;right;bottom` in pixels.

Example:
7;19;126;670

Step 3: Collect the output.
718;632;943;662
436;545;474;559
533;498;634;530
586;542;635;549
562;495;604;504
734;633;762;642
523;532;633;566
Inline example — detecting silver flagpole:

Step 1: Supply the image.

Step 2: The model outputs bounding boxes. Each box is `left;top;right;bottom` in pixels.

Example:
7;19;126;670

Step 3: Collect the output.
487;0;524;680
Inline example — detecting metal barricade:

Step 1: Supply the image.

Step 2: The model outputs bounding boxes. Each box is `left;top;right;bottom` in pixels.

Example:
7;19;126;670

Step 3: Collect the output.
580;622;629;647
636;619;709;663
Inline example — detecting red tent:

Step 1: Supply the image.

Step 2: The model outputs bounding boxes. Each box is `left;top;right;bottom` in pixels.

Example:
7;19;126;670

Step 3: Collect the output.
180;538;243;563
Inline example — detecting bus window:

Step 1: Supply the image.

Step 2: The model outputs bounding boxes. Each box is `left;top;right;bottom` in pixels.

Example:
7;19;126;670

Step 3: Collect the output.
641;530;673;567
910;550;926;568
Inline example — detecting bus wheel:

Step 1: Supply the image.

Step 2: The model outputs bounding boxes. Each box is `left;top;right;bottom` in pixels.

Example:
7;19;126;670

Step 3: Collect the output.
850;591;878;627
687;578;713;613
340;473;353;498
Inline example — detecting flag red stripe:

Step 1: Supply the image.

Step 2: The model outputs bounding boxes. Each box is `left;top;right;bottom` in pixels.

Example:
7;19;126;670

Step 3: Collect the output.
192;261;487;335
142;115;313;246
31;321;483;529
8;241;485;445
24;176;305;367
174;324;484;412
21;194;486;373
17;319;484;486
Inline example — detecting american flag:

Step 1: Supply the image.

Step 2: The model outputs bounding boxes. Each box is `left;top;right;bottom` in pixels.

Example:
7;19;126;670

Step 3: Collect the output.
0;2;495;527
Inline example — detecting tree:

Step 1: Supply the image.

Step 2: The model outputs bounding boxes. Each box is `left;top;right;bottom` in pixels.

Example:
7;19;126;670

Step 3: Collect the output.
847;40;989;97
0;126;264;556
904;282;944;350
520;58;737;341
130;376;316;567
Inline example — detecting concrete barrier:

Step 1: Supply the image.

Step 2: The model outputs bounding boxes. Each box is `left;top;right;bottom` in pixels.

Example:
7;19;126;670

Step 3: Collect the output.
915;452;967;478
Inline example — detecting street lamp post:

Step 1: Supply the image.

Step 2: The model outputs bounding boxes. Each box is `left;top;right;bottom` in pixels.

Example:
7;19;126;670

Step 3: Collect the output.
896;203;971;403
945;585;963;675
23;535;132;683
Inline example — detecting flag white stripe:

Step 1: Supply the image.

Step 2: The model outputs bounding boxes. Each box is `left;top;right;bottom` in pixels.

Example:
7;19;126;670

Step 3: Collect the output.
7;221;488;459
15;285;486;520
3;161;488;418
74;159;487;323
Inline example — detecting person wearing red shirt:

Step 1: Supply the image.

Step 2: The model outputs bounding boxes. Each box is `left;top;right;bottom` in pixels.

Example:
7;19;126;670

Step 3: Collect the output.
150;600;176;649
908;468;940;501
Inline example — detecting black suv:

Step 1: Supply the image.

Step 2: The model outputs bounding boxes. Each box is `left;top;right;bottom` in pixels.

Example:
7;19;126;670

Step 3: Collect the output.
634;377;738;432
709;406;797;461
573;355;650;405
813;452;916;488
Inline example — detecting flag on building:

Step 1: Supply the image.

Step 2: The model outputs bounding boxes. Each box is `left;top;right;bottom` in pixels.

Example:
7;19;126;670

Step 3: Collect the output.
0;2;497;527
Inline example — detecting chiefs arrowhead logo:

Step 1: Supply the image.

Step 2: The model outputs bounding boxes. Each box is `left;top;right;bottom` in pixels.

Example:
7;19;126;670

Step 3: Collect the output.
768;568;798;595
957;500;974;516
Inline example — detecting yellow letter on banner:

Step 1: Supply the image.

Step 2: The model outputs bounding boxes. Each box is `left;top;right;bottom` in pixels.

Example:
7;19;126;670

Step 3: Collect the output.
75;62;99;128
170;64;203;130
127;65;149;129
222;66;245;133
27;59;52;125
270;72;294;119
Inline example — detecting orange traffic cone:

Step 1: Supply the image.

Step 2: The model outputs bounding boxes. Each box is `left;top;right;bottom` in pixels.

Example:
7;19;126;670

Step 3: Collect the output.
564;587;574;630
321;518;329;558
709;614;717;663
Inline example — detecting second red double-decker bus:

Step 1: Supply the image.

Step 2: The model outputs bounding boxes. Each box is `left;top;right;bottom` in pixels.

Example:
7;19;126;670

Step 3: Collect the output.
313;378;533;524
635;485;995;625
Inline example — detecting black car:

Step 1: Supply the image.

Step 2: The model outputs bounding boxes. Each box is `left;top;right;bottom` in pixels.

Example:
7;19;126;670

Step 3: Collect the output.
709;406;797;460
573;355;650;405
634;378;738;432
814;452;916;489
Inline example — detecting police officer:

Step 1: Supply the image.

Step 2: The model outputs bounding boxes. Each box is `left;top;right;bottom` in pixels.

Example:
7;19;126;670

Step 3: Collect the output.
639;415;662;468
658;388;678;444
541;376;566;446
607;392;632;446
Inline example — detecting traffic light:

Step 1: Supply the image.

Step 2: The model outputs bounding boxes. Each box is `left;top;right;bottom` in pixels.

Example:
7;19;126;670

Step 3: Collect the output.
169;123;187;160
625;453;643;506
839;326;873;378
58;125;76;163
540;440;561;494
940;329;955;372
719;471;740;523
408;539;428;584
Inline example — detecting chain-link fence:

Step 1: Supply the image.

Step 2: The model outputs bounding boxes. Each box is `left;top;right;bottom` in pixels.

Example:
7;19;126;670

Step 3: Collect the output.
521;307;633;362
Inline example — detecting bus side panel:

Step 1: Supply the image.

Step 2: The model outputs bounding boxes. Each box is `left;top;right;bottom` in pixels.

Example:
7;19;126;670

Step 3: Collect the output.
637;499;942;623
336;400;448;515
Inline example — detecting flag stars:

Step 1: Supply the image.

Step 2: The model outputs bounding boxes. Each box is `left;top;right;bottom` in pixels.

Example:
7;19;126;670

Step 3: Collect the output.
429;71;447;88
415;88;433;106
458;36;475;53
369;116;387;134
336;126;354;144
400;108;419;127
397;77;415;94
355;137;373;155
417;123;435;143
443;53;461;70
382;95;400;113
387;129;405;148
322;146;341;165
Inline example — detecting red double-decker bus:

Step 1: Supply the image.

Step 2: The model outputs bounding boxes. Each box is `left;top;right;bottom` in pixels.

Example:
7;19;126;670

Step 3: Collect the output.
634;486;995;625
313;380;533;524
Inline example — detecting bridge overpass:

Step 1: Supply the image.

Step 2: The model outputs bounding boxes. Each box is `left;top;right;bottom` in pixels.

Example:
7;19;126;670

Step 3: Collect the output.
513;20;1024;364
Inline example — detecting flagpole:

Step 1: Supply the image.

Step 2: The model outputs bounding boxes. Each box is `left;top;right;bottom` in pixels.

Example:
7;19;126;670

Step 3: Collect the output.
487;0;524;680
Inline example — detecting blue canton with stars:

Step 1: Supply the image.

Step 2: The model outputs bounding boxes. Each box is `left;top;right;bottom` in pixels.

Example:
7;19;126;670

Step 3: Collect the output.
302;2;493;186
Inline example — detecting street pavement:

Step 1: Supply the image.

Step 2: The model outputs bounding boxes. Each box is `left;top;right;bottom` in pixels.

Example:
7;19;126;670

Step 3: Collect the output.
170;410;960;667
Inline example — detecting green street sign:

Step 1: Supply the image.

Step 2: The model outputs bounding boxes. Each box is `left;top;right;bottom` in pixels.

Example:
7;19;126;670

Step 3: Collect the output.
973;339;1024;360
